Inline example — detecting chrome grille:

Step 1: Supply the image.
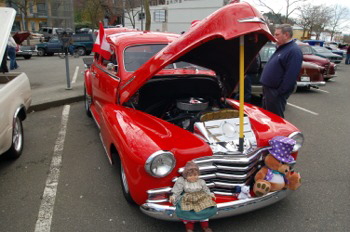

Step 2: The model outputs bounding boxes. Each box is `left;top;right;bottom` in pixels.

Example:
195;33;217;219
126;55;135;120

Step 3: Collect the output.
174;147;269;196
146;147;269;203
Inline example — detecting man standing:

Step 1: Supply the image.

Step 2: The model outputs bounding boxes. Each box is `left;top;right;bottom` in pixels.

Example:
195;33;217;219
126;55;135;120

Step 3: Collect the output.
7;35;18;70
260;24;302;118
345;45;350;65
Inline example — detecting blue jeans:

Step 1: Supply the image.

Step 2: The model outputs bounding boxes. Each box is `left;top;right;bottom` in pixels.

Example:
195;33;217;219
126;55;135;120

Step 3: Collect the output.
346;54;350;64
8;46;18;70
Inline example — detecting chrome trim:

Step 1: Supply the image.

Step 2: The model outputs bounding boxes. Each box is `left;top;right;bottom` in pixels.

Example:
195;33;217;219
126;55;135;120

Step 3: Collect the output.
288;132;304;153
238;17;266;24
140;190;291;221
297;81;326;87
145;151;176;178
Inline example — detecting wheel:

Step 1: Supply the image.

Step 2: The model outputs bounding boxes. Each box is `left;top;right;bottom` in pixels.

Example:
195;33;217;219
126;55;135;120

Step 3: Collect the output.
84;85;92;117
119;161;135;204
76;47;86;56
4;116;24;159
37;48;45;56
23;55;31;59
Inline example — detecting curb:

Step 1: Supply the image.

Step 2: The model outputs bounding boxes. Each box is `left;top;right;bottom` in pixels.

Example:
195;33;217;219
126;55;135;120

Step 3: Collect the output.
28;95;84;113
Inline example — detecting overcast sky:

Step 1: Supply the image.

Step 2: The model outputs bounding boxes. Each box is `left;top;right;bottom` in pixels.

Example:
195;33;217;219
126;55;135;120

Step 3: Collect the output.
241;0;350;33
242;0;350;13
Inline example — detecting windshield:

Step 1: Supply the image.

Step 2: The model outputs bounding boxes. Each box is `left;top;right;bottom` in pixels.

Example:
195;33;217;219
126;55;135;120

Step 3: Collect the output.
259;45;276;62
300;45;313;55
124;44;167;71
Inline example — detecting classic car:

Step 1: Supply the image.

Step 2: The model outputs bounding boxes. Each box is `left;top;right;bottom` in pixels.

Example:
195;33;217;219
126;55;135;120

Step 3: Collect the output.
311;46;343;64
84;1;304;220
0;7;32;159
324;44;345;58
253;43;325;91
298;42;337;81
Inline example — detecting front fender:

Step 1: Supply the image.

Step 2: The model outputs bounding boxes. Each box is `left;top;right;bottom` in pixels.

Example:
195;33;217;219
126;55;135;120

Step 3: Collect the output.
100;104;212;204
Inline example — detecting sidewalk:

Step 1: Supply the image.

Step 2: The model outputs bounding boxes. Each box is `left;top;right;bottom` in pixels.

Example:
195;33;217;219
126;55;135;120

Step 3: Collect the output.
15;55;86;112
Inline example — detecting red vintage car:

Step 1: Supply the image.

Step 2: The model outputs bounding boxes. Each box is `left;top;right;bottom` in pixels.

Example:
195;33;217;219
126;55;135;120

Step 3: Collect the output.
84;1;304;220
297;41;336;81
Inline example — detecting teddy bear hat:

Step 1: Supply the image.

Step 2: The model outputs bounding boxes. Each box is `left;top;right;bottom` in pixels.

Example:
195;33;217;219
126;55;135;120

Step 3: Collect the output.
268;136;296;163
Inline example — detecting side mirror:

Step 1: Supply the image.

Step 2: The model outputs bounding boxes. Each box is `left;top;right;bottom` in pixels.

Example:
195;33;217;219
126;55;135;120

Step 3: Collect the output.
107;62;117;71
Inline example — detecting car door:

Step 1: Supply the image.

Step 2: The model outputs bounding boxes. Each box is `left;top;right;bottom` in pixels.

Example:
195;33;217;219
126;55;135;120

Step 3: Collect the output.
91;52;120;122
47;37;62;53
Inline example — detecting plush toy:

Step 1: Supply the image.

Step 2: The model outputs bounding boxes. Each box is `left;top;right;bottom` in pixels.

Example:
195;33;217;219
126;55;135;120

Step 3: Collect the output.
237;185;251;200
170;161;217;232
253;136;301;197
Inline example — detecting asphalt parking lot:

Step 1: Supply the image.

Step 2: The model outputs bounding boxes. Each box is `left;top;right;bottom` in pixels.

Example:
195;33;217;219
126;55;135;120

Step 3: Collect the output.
1;56;350;232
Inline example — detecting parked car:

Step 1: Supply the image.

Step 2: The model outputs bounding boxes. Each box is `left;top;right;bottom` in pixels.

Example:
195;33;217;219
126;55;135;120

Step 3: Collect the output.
1;7;32;159
324;44;345;58
311;46;343;64
297;42;337;81
12;31;36;59
250;43;325;94
36;33;94;56
84;2;304;221
38;27;63;42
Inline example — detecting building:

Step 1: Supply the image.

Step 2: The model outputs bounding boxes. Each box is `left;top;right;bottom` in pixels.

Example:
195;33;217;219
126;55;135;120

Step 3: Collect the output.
2;0;74;32
124;0;229;33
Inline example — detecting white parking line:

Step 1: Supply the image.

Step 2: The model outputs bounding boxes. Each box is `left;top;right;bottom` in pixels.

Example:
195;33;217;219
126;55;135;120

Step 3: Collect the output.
314;88;329;94
34;105;70;232
287;102;319;115
71;66;80;84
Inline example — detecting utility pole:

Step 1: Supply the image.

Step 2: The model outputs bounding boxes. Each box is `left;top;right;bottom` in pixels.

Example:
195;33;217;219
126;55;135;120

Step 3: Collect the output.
141;0;144;30
122;0;126;27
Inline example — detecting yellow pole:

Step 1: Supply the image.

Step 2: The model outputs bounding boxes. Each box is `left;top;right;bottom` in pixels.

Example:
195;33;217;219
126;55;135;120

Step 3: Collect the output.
238;35;244;152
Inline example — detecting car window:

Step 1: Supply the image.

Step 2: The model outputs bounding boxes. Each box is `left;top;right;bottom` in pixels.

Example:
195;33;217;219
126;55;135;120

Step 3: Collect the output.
300;45;313;55
48;29;52;33
259;45;276;62
124;44;167;71
312;46;330;53
50;38;59;43
72;35;92;42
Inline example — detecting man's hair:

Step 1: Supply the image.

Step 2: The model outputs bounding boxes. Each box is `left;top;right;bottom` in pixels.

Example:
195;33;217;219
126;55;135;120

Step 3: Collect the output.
276;24;293;38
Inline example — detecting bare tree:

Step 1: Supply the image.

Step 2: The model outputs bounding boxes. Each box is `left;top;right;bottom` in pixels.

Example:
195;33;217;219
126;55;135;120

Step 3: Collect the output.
297;4;332;40
145;0;151;30
124;0;142;29
83;0;105;28
255;0;306;24
327;4;350;41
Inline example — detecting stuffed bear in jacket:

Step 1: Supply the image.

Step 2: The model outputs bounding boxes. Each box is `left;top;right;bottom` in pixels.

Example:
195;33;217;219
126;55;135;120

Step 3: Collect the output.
253;136;301;197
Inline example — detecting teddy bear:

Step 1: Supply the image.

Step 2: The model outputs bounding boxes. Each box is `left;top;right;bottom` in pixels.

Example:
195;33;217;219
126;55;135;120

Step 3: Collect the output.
253;136;301;197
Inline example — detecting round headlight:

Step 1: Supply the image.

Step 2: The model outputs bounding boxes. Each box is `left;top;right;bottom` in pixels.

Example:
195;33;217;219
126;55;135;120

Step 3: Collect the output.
145;151;176;178
289;132;304;152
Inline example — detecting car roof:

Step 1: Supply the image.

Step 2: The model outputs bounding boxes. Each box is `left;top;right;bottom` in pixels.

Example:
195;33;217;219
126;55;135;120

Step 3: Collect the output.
107;31;180;49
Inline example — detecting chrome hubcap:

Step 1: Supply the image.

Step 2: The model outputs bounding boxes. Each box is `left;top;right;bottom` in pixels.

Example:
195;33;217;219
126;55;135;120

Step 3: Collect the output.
13;118;23;152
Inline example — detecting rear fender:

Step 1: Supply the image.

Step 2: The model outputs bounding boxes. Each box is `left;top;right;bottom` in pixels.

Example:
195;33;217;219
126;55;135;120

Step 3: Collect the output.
84;69;92;96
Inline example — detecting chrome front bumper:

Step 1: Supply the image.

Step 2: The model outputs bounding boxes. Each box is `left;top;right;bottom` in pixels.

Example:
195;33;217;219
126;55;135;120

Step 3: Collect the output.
297;81;326;87
140;190;291;221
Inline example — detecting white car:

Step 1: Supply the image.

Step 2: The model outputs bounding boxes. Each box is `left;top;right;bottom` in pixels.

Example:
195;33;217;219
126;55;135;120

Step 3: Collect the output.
0;7;31;159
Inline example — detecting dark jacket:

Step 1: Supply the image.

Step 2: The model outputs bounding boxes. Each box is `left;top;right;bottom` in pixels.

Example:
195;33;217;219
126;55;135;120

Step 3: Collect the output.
260;40;303;95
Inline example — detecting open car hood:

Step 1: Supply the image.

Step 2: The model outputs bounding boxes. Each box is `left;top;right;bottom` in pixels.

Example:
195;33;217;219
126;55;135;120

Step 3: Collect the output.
0;7;16;61
119;1;275;104
13;31;31;45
